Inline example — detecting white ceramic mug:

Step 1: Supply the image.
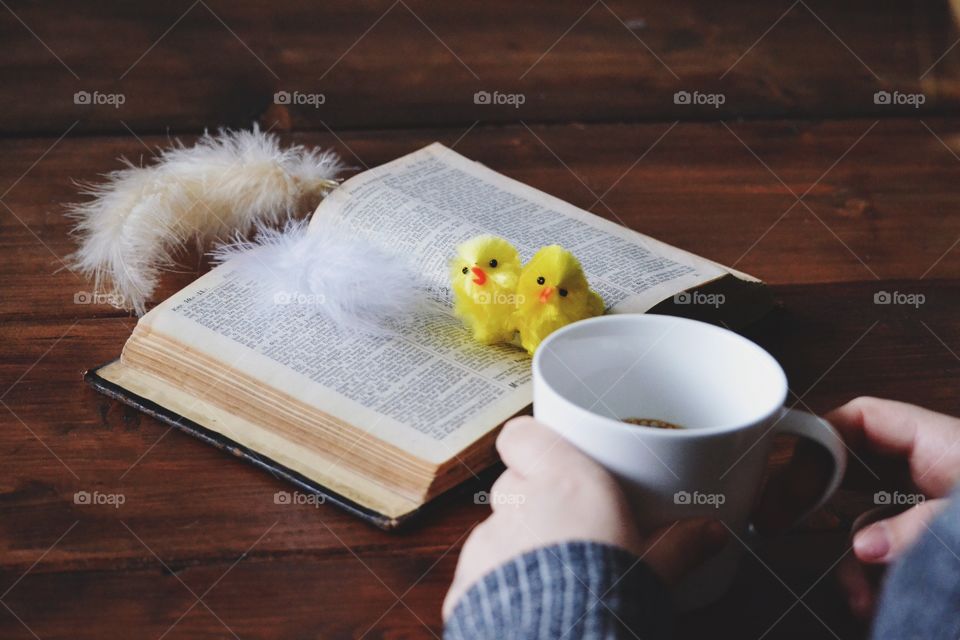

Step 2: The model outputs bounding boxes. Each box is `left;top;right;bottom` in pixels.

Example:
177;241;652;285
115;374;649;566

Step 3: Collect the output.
532;314;847;609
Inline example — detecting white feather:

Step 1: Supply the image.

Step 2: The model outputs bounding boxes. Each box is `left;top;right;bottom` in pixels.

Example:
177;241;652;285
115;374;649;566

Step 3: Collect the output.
211;219;422;333
66;125;344;315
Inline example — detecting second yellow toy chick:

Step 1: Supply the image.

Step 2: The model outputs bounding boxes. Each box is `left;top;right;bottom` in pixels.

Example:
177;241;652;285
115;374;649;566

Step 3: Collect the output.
450;235;521;344
514;245;605;354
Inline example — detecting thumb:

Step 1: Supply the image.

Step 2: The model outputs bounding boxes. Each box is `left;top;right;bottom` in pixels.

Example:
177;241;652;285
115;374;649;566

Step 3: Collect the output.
640;518;729;586
853;498;947;563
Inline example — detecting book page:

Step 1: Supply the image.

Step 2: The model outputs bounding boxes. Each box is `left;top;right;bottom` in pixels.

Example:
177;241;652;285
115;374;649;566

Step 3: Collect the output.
134;266;531;464
312;143;726;312
131;143;731;468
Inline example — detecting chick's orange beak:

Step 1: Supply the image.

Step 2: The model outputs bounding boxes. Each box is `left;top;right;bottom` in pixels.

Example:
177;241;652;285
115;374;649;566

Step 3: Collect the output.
470;266;487;285
539;286;554;303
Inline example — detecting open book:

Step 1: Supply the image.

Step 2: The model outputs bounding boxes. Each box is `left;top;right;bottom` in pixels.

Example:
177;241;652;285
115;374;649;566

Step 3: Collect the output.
87;143;769;528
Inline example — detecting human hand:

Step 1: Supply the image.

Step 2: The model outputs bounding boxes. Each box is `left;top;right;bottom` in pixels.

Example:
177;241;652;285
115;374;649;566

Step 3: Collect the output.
828;397;960;618
442;416;729;620
758;397;960;618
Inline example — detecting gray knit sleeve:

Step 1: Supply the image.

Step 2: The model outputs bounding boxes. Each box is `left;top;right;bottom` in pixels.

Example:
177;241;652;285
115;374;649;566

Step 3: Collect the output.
444;541;671;640
871;489;960;640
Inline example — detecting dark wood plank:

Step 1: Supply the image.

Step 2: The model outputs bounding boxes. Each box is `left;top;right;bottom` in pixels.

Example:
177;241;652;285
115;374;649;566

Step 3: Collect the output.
3;6;960;631
2;0;959;135
1;276;957;638
0;322;487;573
0;554;458;639
3;118;959;321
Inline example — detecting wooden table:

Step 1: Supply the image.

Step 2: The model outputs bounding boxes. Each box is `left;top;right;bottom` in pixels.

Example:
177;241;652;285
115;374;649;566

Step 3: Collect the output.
2;2;959;638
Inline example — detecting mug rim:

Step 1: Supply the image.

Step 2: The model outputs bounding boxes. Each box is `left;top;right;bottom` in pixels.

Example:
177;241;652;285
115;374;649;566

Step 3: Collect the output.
532;314;789;437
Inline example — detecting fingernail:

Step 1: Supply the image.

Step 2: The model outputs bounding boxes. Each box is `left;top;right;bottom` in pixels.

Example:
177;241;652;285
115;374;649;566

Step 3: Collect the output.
854;523;890;561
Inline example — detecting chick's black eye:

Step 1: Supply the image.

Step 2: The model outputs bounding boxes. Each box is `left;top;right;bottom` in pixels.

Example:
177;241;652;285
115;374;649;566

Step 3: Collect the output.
559;288;568;297
536;276;545;285
461;267;469;274
489;259;498;268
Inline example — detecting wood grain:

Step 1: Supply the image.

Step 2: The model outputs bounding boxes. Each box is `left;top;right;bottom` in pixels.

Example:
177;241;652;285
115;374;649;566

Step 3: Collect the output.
2;0;960;135
3;118;960;322
2;277;957;638
3;2;960;638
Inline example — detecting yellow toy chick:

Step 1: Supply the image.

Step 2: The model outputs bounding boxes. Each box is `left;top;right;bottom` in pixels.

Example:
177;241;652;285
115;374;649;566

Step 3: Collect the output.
450;235;522;344
514;245;605;354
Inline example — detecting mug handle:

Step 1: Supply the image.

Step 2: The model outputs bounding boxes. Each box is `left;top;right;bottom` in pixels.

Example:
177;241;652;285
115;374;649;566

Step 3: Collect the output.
771;408;848;528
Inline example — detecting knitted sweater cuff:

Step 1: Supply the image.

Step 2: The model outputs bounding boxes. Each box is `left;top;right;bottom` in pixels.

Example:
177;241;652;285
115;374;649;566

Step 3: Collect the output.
444;541;671;640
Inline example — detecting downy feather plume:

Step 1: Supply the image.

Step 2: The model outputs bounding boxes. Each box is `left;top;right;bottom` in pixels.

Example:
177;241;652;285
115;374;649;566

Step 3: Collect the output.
211;219;422;333
66;125;344;315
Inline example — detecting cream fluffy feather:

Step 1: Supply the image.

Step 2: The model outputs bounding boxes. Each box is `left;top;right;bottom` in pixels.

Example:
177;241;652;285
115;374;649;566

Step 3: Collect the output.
211;219;422;333
67;125;344;314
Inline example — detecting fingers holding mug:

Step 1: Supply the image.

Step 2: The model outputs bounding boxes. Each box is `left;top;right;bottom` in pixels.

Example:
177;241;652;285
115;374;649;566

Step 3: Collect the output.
853;498;948;564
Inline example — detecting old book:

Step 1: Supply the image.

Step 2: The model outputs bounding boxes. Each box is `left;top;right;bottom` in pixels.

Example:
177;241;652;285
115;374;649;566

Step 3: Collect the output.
87;143;770;529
